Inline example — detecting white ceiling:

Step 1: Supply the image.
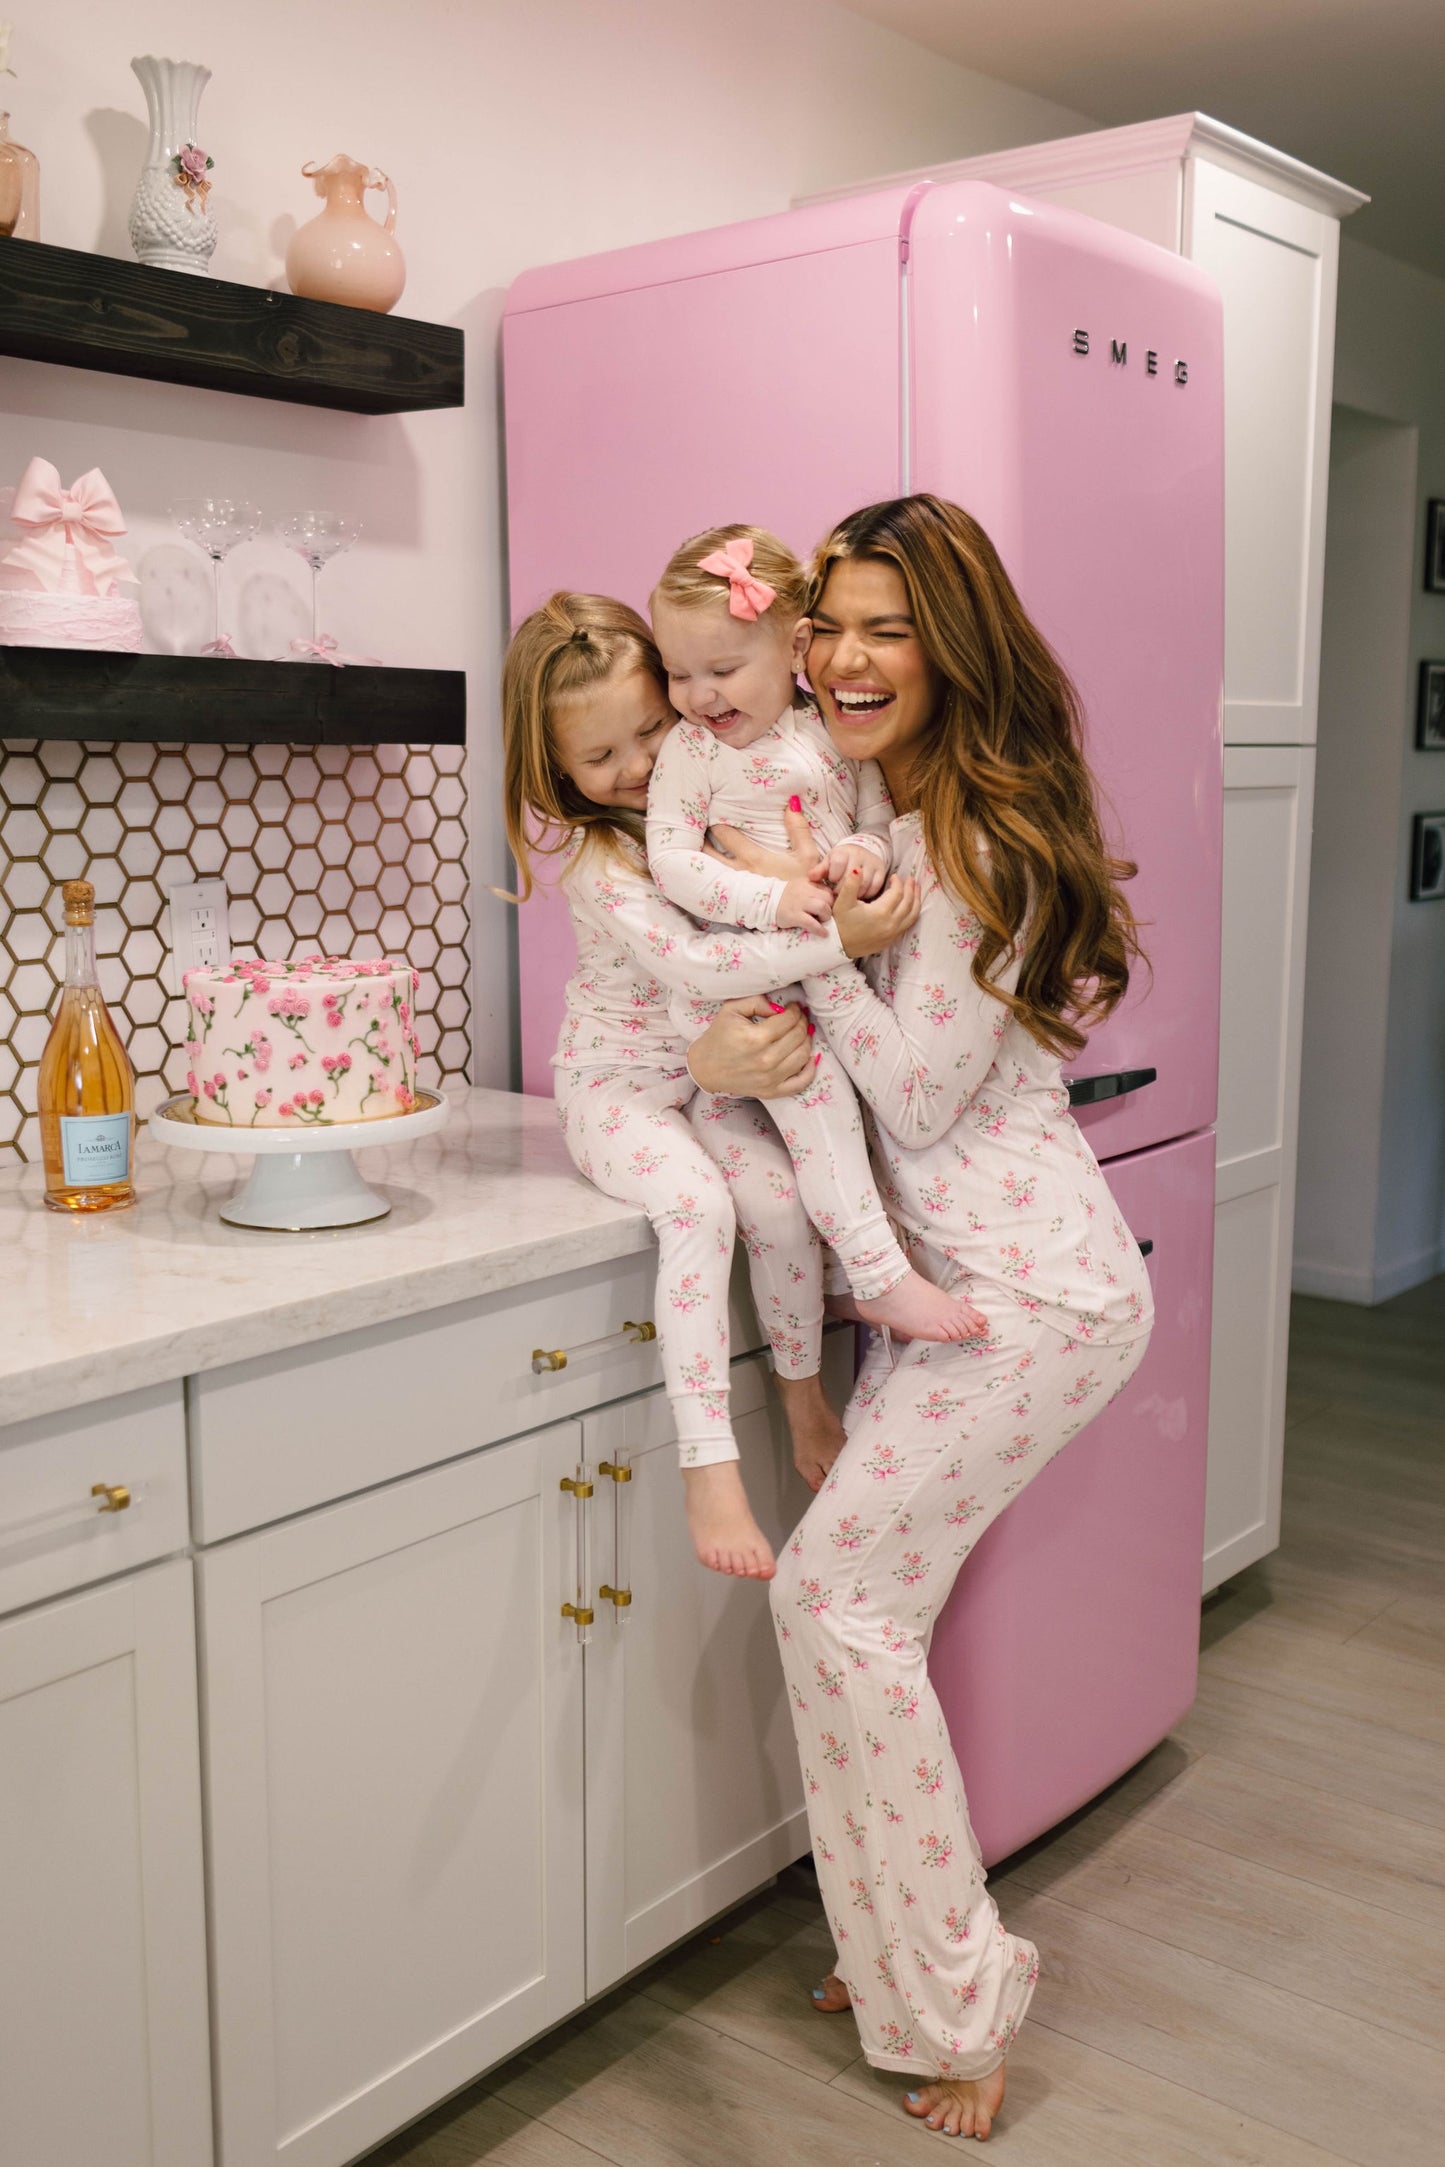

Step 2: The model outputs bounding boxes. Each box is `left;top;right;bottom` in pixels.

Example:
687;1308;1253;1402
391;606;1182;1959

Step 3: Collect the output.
836;0;1445;277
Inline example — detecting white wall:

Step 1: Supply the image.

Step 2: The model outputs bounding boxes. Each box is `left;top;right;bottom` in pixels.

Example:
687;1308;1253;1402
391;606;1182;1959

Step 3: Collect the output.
0;0;1091;1085
1294;406;1417;1300
1297;237;1445;1298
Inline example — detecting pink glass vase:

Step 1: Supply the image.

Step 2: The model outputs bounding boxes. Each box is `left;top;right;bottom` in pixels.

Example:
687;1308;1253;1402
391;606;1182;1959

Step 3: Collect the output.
285;155;405;314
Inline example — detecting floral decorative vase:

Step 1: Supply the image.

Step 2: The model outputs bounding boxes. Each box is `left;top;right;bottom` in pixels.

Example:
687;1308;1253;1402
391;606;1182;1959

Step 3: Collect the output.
127;55;218;275
285;155;405;313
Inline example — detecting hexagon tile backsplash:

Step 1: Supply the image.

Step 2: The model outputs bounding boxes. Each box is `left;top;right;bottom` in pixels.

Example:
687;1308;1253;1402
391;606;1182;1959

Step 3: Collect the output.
0;738;472;1163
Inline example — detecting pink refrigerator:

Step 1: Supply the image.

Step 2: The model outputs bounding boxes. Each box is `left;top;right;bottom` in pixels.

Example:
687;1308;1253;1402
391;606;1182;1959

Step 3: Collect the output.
503;179;1223;1863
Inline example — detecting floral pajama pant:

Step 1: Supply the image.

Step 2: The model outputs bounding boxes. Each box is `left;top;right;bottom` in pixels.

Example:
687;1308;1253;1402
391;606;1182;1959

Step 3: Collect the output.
677;994;911;1302
770;1303;1150;2078
556;1065;825;1465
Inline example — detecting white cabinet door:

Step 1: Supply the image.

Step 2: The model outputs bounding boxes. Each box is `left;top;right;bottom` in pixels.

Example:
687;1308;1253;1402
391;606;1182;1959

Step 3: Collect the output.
200;1420;587;2167
582;1337;848;1997
1185;158;1340;748
1206;745;1316;1589
0;1559;212;2167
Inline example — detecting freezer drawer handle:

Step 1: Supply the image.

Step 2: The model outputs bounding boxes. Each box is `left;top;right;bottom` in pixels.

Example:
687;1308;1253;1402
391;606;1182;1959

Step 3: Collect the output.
1137;1239;1154;1258
1065;1066;1157;1107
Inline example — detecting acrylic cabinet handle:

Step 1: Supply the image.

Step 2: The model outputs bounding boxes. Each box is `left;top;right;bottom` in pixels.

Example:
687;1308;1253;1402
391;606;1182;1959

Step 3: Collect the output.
532;1321;658;1374
0;1481;136;1544
1065;1066;1157;1107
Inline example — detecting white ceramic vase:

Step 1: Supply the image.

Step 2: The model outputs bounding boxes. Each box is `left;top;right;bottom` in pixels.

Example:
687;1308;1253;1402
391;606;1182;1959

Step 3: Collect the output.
127;55;218;275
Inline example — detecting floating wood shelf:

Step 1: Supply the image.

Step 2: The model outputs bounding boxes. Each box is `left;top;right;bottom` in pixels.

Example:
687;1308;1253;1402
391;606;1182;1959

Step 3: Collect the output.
0;239;464;414
0;648;465;745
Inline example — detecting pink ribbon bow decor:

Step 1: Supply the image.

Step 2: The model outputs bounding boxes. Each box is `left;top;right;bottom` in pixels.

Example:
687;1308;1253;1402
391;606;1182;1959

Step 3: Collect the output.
4;457;136;597
290;634;383;667
696;535;776;622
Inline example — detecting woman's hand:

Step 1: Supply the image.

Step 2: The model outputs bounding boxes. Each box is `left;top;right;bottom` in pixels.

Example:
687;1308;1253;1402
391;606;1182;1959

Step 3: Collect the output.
832;867;921;959
687;995;815;1099
705;804;825;886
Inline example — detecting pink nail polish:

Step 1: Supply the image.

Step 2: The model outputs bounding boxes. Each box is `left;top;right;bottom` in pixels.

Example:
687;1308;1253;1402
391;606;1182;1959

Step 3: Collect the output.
788;795;803;813
814;1051;822;1066
766;999;786;1013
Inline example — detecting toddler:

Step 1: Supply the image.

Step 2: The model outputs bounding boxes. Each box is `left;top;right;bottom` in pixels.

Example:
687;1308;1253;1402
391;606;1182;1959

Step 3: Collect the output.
501;592;954;1579
647;524;974;1346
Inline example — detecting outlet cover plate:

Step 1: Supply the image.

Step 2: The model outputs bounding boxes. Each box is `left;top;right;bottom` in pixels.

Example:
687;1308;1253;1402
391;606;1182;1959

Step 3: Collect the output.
166;877;230;996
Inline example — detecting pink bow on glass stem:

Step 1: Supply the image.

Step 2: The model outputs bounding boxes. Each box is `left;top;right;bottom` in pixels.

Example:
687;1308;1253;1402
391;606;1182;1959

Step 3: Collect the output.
6;457;134;596
697;535;776;622
290;634;381;667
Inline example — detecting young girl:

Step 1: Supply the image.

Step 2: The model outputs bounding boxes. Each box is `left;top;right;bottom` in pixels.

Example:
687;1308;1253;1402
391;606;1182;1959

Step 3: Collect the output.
646;524;973;1347
501;592;968;1582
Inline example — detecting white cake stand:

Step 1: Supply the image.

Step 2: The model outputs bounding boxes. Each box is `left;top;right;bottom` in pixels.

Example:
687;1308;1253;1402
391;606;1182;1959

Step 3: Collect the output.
148;1090;450;1230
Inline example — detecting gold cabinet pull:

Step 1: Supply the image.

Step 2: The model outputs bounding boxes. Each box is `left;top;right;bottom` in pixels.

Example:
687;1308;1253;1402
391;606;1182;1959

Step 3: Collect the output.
560;1601;595;1626
597;1460;632;1483
532;1320;657;1375
599;1583;632;1609
559;1475;594;1498
91;1483;131;1513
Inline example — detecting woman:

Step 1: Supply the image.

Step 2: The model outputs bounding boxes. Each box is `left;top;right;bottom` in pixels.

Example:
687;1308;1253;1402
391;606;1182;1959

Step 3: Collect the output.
722;495;1154;2140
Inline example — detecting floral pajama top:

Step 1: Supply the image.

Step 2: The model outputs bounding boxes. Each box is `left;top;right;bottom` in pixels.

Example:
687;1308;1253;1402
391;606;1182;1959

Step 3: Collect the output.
801;813;1154;1347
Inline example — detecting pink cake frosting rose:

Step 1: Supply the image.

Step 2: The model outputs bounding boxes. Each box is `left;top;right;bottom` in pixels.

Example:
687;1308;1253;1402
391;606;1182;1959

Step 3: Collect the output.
183;956;422;1126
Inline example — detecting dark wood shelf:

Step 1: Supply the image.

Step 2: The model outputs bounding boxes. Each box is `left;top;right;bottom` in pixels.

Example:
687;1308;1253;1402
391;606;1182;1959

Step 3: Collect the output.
0;239;464;414
0;648;465;744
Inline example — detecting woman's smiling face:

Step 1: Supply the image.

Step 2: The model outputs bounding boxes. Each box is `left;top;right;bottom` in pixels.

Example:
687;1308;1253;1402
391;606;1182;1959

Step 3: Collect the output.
549;666;676;811
805;556;942;800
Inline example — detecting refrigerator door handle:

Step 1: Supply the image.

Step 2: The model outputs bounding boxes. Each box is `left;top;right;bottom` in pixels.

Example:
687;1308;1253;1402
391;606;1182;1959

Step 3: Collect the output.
1065;1066;1157;1107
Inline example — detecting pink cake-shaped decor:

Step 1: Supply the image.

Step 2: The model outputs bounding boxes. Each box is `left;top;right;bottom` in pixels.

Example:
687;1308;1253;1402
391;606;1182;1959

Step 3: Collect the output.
0;457;143;651
183;956;421;1126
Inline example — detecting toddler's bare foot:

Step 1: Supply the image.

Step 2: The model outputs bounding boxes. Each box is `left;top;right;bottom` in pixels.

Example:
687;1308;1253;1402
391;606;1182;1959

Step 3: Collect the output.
809;1971;852;2013
856;1269;987;1343
904;2062;1007;2140
682;1463;776;1579
773;1370;847;1491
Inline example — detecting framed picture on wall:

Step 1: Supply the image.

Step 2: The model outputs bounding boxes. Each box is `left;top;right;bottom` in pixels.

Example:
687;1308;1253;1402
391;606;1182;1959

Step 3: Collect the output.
1410;812;1445;900
1427;501;1445;593
1418;662;1445;749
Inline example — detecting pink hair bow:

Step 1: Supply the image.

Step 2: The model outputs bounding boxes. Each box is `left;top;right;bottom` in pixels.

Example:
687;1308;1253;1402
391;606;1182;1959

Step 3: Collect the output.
697;535;776;622
6;457;135;596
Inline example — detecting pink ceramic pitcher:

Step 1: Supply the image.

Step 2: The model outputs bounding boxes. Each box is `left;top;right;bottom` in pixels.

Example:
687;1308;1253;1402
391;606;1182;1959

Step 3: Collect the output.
285;154;405;313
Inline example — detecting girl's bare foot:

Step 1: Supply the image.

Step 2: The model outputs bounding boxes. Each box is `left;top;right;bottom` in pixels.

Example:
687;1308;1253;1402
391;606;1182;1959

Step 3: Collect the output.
773;1370;847;1490
682;1463;776;1579
809;1971;852;2013
856;1269;987;1344
904;2063;1007;2140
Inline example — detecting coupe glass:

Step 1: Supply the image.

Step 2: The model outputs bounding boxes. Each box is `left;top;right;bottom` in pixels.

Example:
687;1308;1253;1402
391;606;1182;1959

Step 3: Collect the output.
277;511;361;657
171;498;262;656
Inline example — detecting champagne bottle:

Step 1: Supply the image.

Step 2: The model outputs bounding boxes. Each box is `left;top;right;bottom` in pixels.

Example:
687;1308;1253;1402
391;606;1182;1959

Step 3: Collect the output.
38;880;136;1213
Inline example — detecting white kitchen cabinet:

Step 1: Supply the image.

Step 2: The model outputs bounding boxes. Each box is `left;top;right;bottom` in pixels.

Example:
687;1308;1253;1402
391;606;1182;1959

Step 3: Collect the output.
199;1418;588;2167
861;115;1361;1587
0;1558;212;2167
581;1338;847;1996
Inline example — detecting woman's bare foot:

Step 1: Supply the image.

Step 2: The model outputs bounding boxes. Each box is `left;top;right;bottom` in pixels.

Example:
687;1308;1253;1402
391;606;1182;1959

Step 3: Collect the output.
682;1463;776;1579
809;1971;852;2013
773;1371;847;1491
856;1269;987;1343
904;2063;1007;2140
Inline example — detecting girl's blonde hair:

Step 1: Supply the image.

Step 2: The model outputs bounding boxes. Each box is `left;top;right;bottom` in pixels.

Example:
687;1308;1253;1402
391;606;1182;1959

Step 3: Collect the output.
807;494;1142;1061
652;522;808;621
501;591;663;899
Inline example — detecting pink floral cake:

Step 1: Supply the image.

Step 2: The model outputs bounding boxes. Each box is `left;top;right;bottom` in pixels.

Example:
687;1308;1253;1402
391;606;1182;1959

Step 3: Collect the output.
183;956;421;1126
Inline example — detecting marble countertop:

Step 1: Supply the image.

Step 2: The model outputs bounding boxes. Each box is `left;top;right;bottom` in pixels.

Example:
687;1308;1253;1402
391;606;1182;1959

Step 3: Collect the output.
0;1089;653;1428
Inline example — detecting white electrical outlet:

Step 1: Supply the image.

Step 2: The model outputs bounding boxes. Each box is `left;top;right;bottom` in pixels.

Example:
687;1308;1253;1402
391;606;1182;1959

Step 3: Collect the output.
167;877;230;995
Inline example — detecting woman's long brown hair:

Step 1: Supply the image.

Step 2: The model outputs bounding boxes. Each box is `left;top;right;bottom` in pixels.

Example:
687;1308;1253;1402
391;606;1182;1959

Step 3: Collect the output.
807;494;1141;1060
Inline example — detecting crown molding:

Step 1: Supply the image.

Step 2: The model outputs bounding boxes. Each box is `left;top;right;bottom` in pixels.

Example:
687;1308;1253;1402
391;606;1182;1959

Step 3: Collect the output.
800;113;1367;223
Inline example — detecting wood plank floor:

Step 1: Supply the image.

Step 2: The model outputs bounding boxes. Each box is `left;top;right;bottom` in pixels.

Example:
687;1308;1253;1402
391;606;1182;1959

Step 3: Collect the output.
362;1280;1445;2166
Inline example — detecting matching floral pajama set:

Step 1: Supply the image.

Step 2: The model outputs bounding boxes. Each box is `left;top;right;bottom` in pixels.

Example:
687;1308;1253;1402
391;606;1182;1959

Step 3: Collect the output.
554;728;1153;2080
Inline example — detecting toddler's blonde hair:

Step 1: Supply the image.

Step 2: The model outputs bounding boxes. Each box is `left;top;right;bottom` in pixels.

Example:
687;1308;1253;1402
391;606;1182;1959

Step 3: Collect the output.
652;522;808;621
501;591;664;899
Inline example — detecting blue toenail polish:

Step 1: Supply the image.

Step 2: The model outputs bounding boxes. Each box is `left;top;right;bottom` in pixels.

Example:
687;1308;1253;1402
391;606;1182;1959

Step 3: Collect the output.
906;2090;920;2102
812;1988;826;2001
